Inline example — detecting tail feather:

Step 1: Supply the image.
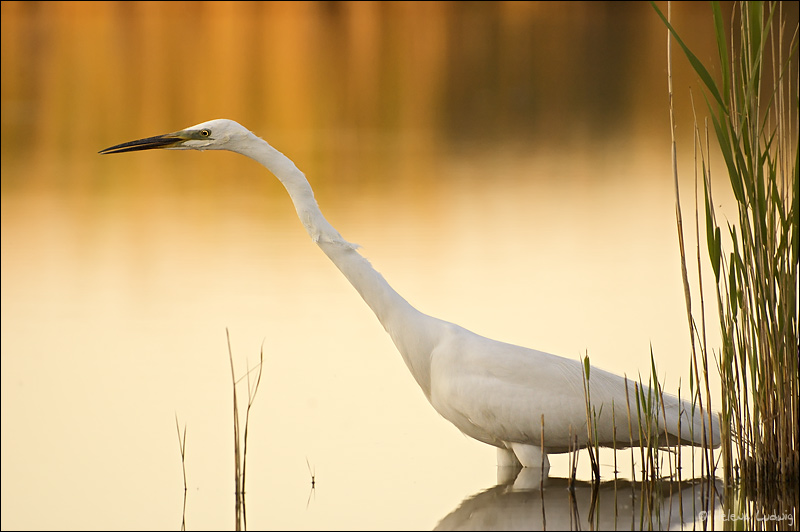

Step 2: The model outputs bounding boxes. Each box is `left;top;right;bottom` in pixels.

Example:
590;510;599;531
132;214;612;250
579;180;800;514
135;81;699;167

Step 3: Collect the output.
664;394;721;448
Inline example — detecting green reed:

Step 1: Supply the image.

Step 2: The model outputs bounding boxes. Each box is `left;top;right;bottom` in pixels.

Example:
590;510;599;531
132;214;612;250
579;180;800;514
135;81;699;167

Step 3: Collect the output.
653;0;798;523
580;351;676;478
579;348;716;531
581;353;602;484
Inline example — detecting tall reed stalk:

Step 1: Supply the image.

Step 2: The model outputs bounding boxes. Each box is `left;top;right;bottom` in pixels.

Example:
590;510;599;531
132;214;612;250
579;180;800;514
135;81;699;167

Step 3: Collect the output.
175;415;188;531
226;328;265;531
653;0;798;517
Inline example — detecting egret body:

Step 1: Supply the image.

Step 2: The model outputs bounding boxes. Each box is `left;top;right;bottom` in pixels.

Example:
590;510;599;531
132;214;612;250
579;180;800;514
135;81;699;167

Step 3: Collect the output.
101;119;721;469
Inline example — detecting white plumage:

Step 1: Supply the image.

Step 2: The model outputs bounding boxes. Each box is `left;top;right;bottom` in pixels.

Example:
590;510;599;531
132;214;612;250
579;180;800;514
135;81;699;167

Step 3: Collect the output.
101;119;722;469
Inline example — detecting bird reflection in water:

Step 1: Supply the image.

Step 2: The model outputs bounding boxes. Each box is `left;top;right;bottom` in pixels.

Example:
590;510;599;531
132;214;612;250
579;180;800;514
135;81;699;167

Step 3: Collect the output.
435;467;722;531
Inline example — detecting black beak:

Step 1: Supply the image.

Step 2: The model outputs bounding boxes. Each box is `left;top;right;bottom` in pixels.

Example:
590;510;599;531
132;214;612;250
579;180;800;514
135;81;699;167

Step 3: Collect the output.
99;133;185;154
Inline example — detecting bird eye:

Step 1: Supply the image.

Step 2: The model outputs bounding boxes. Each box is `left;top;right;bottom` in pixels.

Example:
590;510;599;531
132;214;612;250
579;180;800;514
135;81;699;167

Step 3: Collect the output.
199;129;211;137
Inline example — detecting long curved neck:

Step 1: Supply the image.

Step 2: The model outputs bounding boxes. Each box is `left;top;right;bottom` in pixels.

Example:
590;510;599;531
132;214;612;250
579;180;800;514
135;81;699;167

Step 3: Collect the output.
235;135;437;396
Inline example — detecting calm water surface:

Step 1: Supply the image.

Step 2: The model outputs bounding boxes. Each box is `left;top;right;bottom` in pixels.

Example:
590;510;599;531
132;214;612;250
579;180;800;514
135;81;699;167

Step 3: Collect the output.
2;143;726;529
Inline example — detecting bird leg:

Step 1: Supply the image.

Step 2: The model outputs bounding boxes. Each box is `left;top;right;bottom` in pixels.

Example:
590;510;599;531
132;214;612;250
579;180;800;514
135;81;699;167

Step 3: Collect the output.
497;447;522;467
509;442;550;469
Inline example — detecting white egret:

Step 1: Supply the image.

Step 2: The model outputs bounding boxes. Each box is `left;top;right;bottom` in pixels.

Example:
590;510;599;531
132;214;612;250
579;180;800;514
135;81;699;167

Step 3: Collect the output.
100;119;721;469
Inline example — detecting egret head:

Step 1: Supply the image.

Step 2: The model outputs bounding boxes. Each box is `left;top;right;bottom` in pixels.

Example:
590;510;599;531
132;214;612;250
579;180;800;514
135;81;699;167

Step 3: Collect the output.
99;119;253;154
